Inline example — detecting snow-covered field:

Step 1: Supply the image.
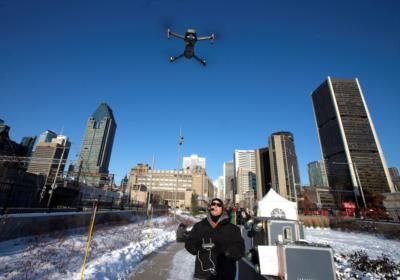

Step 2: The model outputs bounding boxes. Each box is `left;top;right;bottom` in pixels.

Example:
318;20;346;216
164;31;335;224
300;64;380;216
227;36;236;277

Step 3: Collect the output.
0;214;196;280
0;215;399;280
306;227;400;261
306;227;400;279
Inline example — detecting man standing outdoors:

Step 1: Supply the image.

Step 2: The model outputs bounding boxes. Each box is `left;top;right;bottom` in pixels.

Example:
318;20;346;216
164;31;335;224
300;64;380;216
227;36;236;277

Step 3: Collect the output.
185;198;245;279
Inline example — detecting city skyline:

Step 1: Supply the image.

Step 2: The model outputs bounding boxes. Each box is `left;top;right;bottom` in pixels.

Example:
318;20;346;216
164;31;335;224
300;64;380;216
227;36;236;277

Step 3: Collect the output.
2;78;399;186
2;0;399;184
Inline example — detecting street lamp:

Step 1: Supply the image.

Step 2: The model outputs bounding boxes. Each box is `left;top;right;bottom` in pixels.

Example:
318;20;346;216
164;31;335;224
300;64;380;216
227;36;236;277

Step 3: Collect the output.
330;161;367;209
174;132;184;221
147;155;155;217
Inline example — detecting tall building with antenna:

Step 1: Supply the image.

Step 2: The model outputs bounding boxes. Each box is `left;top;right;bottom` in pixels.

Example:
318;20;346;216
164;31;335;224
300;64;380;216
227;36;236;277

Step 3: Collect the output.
75;103;117;188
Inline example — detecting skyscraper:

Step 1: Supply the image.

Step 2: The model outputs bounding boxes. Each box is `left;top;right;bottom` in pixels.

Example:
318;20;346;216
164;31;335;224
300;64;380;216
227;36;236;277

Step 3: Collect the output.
20;136;37;157
312;77;394;205
269;132;300;202
255;147;272;200
223;161;235;202
75;103;117;188
37;130;57;144
213;176;225;199
388;167;400;192
234;150;256;205
183;154;206;171
27;135;71;186
308;160;329;188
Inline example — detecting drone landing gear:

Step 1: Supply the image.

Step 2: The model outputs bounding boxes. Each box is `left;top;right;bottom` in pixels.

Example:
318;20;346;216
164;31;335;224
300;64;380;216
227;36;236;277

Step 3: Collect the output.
170;54;184;63
193;55;207;66
170;53;206;66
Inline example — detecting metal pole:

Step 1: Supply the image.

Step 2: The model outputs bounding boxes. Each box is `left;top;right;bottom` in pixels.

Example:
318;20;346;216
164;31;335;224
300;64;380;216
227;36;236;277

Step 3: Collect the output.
147;155;155;217
128;183;132;209
174;130;183;221
352;162;367;209
291;165;298;207
174;143;181;221
351;166;361;211
47;144;68;209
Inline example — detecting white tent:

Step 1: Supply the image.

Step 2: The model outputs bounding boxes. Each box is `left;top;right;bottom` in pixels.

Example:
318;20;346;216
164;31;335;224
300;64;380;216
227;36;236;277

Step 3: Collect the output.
257;188;298;220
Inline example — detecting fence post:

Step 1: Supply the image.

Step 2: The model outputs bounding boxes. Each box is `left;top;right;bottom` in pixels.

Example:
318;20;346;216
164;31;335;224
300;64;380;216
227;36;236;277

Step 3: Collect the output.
1;183;14;215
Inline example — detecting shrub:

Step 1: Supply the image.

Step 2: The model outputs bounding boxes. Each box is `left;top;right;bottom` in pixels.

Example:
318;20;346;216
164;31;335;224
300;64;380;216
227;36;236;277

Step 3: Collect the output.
348;250;400;277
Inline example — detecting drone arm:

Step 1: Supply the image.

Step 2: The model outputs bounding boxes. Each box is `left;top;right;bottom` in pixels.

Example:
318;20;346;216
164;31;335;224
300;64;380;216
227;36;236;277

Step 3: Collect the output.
168;29;185;40
197;34;215;43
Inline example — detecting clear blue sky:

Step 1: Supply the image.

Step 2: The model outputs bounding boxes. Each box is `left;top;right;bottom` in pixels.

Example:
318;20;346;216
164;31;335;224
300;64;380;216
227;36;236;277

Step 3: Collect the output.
1;0;399;185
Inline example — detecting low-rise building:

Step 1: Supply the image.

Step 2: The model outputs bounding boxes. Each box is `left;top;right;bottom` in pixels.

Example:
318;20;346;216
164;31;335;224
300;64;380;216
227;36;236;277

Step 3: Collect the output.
303;186;336;209
128;164;216;209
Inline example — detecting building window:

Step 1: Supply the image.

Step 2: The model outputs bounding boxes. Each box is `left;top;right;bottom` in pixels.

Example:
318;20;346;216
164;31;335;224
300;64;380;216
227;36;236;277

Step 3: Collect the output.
283;227;292;241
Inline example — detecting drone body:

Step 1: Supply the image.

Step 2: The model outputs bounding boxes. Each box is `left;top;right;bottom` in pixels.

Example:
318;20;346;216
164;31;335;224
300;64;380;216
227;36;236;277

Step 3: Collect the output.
167;28;215;66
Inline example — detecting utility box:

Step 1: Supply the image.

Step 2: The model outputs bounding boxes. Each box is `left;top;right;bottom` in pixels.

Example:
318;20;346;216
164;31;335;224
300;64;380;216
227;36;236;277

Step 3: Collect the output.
252;217;305;246
277;243;336;280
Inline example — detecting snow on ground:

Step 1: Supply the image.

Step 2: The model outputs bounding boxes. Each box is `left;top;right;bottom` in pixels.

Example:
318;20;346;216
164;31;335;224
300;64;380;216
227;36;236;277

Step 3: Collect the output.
1;213;398;280
0;214;195;280
306;227;400;261
167;249;195;280
306;227;400;279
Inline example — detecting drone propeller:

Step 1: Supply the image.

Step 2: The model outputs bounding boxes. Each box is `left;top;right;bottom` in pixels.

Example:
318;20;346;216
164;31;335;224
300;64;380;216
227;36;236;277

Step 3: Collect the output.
210;33;215;44
205;23;225;42
159;16;175;34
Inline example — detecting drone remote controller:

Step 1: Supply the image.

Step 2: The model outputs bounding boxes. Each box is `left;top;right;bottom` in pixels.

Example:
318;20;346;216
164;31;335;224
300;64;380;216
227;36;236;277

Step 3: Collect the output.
201;238;215;250
202;243;215;250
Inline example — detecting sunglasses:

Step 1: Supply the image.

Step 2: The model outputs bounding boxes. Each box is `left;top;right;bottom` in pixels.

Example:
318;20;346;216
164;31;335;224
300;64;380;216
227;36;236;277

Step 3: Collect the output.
211;202;222;207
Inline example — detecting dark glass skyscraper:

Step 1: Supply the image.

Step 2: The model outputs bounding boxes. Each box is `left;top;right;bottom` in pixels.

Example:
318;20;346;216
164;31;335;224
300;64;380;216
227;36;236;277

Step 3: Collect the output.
255;147;272;200
312;77;394;205
75;103;117;187
20;136;37;157
268;132;301;202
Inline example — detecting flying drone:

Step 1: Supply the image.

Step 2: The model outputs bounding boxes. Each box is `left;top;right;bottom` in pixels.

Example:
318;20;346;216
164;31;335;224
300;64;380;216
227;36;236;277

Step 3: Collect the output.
167;28;215;66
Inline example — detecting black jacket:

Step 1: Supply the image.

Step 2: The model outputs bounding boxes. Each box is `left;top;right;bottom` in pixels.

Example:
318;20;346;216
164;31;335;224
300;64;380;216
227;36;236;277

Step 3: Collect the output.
185;212;245;279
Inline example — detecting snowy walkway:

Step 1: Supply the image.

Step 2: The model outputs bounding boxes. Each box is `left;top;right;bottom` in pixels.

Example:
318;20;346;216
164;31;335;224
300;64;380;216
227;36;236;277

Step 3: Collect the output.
130;242;195;280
